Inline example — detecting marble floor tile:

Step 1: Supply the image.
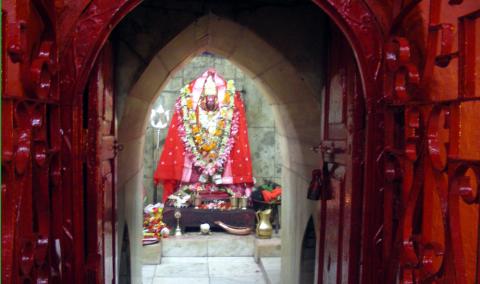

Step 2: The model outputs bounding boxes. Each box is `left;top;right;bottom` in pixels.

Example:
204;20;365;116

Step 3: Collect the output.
144;255;272;283
142;243;162;265
155;259;208;277
161;257;208;264
207;235;254;256
267;274;281;284
260;257;281;284
152;277;209;284
210;276;266;284
254;238;281;259
208;257;263;277
162;237;208;257
142;265;157;278
260;257;281;271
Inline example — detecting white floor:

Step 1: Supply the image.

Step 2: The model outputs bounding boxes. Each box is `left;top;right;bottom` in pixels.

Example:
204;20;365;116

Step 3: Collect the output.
260;257;281;284
142;256;280;284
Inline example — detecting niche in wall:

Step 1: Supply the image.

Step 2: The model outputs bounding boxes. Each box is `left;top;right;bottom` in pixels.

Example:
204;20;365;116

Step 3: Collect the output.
143;52;281;203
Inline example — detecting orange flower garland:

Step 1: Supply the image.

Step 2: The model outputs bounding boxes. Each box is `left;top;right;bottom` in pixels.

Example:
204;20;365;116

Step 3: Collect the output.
177;80;239;183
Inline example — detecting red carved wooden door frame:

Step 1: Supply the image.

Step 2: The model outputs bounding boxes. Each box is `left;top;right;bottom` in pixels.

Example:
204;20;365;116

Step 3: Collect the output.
316;23;365;284
1;0;383;282
1;1;127;282
85;42;117;284
2;1;60;282
380;1;480;283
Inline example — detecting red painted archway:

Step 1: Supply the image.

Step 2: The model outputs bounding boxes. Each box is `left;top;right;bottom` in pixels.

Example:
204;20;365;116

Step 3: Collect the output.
3;0;479;283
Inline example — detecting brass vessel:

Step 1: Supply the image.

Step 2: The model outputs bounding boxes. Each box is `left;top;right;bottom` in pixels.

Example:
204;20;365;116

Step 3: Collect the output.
239;196;248;209
230;196;238;209
256;209;273;239
194;194;202;209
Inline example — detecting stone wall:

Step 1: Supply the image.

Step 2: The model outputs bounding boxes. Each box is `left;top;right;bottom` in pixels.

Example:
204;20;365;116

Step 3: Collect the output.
112;0;327;121
143;53;280;203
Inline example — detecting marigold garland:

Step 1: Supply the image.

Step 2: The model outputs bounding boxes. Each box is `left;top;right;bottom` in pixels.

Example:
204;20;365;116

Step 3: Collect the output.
176;80;240;183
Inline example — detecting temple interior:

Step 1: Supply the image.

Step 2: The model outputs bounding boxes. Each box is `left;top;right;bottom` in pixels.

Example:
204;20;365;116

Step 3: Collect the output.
140;54;287;283
111;0;329;282
143;54;281;203
3;1;478;284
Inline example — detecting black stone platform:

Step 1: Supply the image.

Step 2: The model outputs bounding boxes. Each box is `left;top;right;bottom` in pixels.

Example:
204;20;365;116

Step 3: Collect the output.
162;207;256;230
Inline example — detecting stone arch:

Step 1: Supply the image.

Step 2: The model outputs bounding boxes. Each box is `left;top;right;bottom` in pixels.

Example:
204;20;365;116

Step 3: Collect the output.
117;13;323;284
66;1;385;283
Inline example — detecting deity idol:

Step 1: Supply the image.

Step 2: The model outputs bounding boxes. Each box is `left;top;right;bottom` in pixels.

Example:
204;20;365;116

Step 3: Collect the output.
154;69;254;202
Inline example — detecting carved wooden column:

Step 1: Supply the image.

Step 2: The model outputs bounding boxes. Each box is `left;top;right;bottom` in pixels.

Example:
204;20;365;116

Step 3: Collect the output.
2;0;61;282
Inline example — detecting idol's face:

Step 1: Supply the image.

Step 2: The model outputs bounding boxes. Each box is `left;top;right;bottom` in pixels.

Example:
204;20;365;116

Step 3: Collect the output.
205;95;218;111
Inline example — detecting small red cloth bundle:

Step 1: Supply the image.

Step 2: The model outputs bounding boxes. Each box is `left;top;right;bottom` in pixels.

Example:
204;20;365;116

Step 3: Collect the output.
261;187;282;203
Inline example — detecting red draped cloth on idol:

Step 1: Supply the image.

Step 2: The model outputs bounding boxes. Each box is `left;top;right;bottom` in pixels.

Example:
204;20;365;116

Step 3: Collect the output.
154;69;254;202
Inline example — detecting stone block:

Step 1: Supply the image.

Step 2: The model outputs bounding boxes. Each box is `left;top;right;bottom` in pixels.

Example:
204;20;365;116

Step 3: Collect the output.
117;137;145;187
123;173;145;284
143;128;155;171
223;61;237;79
208;257;264;279
161;236;208;257
209;276;266;284
143;180;155;205
244;79;274;128
254;238;281;261
134;33;155;60
207;234;255;257
260;257;281;284
229;28;284;77
163;77;183;92
274;133;282;179
183;66;205;82
271;102;321;142
155;257;209;277
209;15;244;57
248;127;276;179
252;76;279;105
118;96;149;142
141;243;162;265
129;56;169;102
142;265;156;278
156;19;209;74
258;60;317;105
152;277;209;284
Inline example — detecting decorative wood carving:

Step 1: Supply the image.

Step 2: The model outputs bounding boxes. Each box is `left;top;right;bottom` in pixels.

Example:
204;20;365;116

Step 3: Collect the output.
2;0;139;282
382;1;480;283
1;0;62;282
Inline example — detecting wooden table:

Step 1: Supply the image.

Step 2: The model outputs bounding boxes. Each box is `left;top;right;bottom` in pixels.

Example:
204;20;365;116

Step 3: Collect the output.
162;207;256;230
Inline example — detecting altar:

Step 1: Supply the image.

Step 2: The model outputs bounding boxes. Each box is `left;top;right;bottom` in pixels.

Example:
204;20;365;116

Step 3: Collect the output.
162;207;256;230
153;68;256;233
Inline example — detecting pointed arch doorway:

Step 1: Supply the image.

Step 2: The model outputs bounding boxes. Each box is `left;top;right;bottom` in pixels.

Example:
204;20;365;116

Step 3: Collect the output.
115;14;325;284
111;8;375;283
1;0;384;283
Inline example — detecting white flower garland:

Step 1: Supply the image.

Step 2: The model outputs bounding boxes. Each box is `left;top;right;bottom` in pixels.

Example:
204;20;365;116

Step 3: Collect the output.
176;80;239;183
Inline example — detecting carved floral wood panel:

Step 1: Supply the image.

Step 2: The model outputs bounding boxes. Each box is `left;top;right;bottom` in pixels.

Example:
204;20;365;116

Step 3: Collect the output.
381;1;480;283
2;0;138;283
2;0;60;283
